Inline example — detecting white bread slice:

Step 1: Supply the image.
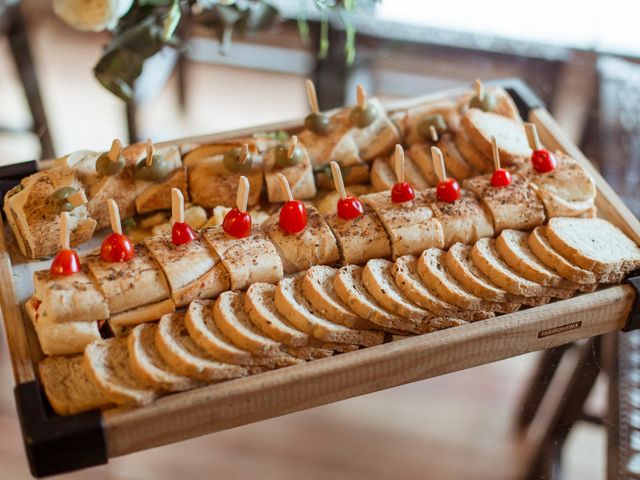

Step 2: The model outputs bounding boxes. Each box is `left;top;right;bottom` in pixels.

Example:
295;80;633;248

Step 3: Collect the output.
155;313;247;382
361;190;444;259
274;277;384;346
370;157;396;192
463;173;545;233
203;225;283;291
171;263;230;309
109;298;176;328
302;266;376;329
128;323;201;392
453;129;493;173
424;188;494;247
334;265;429;334
461;109;531;165
471;238;573;299
39;355;111;416
496;230;580;289
325;206;392;265
362;259;466;330
262;206;340;274
546;217;640;276
84;337;158;407
392;255;494;321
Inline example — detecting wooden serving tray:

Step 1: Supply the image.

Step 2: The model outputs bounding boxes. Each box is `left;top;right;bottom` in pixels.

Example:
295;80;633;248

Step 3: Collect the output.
1;79;639;478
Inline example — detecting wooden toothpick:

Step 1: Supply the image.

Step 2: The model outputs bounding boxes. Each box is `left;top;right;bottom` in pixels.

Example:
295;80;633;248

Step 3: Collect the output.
171;188;185;224
239;144;249;165
429;125;439;143
288;136;299;159
356;84;367;109
473;79;484;101
108;199;122;235
394;145;405;183
68;190;87;208
491;136;501;171
59;212;71;251
108;139;122;163
277;173;294;201
330;161;347;199
305;79;319;114
145;139;154;167
431;146;447;182
524;123;541;150
237;176;250;212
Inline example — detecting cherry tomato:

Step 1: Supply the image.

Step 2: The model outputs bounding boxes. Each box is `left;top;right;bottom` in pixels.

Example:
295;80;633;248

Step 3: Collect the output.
531;149;557;173
391;182;415;203
50;249;81;276
223;208;252;238
172;222;196;246
491;169;512;188
279;200;308;234
100;233;135;263
337;196;364;220
436;178;461;203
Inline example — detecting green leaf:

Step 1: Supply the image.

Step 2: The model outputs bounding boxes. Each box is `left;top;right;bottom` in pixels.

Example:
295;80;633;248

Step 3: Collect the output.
162;0;181;40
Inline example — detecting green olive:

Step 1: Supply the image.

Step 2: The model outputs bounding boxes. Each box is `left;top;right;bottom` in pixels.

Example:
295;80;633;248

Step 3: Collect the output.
469;92;497;112
95;152;125;176
50;186;78;212
304;112;330;134
274;144;304;168
417;114;448;140
135;155;172;181
223;148;253;173
349;104;378;128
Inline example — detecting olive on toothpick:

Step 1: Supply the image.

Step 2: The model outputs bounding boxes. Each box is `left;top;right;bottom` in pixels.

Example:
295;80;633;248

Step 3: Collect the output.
431;146;460;203
469;79;497;112
417;114;447;141
330;161;363;220
490;136;512;188
96;139;125;177
391;145;415;203
304;79;330;134
51;187;87;213
274;135;304;167
100;199;135;262
135;139;172;181
349;84;378;128
50;212;81;276
525;123;557;173
171;188;196;246
277;173;307;234
223;176;252;238
223;144;254;173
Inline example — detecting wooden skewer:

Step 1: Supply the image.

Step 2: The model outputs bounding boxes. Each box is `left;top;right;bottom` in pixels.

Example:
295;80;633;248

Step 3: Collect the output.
146;139;154;167
491;136;501;172
394;145;405;183
431;146;447;182
68;190;87;208
524;123;541;151
305;79;320;114
108;199;123;235
59;212;71;251
237;176;250;212
429;125;439;143
473;79;484;101
171;188;185;224
277;173;294;201
287;136;299;159
356;84;367;109
330;161;347;199
108;139;122;163
239;144;249;165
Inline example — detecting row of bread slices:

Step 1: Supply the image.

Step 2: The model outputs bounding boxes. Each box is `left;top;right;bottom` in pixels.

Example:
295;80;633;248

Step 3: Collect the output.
39;216;640;415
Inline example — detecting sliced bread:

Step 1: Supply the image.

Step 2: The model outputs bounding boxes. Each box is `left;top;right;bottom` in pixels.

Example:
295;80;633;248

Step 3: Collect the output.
453;129;493;173
370;157;396;192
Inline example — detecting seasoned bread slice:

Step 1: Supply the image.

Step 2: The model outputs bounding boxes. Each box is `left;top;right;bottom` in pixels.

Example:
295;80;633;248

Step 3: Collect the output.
471;238;573;299
370;157;396;192
155;313;246;382
128;323;201;392
84;337;158;407
392;255;494;321
39;355;111;416
334;265;429;334
275;277;384;346
546;217;640;276
302;266;377;329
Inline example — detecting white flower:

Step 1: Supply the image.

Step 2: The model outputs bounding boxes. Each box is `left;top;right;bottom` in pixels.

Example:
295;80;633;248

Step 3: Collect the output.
52;0;134;32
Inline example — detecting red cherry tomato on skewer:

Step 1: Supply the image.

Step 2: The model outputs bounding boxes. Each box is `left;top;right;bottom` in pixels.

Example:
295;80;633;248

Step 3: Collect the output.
50;249;81;276
436;178;460;203
279;200;308;234
337;196;364;220
391;182;415;203
491;168;512;188
101;233;135;263
223;208;252;238
531;149;556;173
172;222;196;246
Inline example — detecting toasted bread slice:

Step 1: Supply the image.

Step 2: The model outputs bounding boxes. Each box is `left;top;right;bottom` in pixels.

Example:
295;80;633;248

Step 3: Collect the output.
407;144;439;186
264;149;317;202
453;129;493;173
461;109;531;165
392;255;494;321
438;134;476;180
398;150;431;189
302;266;377;329
274;277;384;346
155;313;246;382
471;238;573;299
136;166;188;214
334;265;429;334
128;323;201;392
546;217;640;276
39;355;111;416
84;337;158;407
370;157;396;192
